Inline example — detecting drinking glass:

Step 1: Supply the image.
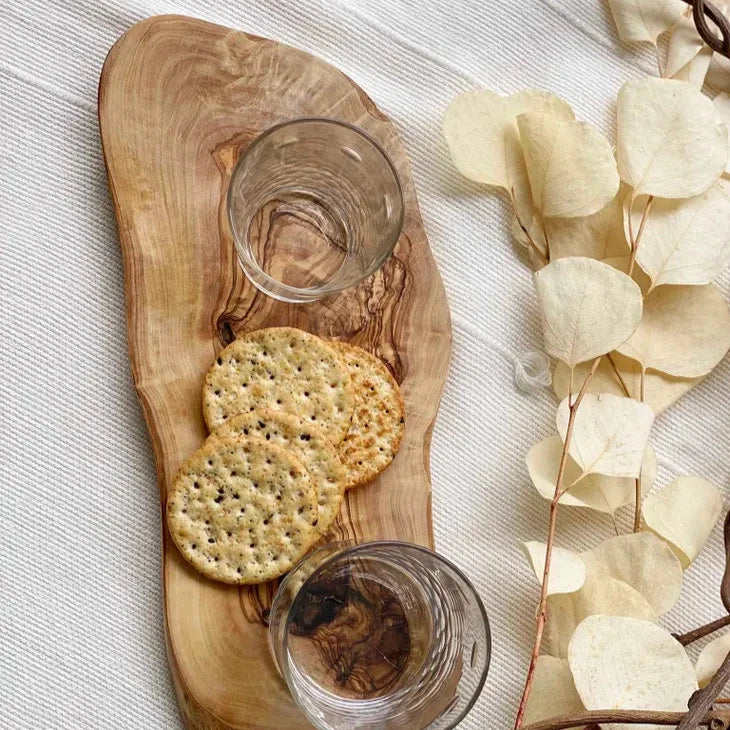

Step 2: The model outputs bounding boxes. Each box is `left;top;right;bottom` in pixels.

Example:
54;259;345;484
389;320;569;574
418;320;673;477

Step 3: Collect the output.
227;118;404;302
268;541;490;730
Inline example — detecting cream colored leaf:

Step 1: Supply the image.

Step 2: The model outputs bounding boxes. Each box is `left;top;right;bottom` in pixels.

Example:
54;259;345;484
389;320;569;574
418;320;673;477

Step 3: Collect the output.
643;476;724;568
568;616;698;730
608;0;685;43
523;656;585;725
527;434;656;514
517;113;619;218
443;89;574;190
543;576;657;657
707;53;730;92
546;189;630;260
713;92;730;175
626;184;730;288
534;257;643;367
671;44;713;89
665;14;706;77
616;284;730;377
556;393;655;478
616;77;727;198
521;541;586;595
582;532;683;615
553;354;703;416
696;632;730;687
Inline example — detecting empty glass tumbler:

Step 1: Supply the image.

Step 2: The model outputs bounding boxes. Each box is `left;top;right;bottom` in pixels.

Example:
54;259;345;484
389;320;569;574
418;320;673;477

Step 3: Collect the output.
268;541;490;730
227;118;404;302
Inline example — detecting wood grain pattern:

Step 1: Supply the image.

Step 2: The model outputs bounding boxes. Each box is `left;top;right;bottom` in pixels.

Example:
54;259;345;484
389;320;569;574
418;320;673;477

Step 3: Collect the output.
99;15;451;729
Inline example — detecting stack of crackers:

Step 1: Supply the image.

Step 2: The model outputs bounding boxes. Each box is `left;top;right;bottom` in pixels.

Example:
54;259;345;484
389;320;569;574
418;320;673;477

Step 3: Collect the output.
166;327;405;585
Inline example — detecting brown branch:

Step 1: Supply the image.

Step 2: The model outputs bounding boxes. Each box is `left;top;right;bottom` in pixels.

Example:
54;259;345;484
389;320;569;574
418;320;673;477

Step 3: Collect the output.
521;710;716;730
678;648;730;728
633;369;647;532
514;357;602;729
679;0;730;57
674;615;730;646
628;195;653;278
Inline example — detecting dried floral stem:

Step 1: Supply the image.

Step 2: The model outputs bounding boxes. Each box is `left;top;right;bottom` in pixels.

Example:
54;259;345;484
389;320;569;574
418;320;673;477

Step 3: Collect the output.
521;710;718;730
514;357;602;729
606;352;631;397
632;369;647;532
674;615;730;646
628;195;654;277
511;190;549;265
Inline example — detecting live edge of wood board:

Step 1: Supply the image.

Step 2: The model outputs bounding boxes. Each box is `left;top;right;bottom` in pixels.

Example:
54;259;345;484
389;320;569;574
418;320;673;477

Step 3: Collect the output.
99;14;451;730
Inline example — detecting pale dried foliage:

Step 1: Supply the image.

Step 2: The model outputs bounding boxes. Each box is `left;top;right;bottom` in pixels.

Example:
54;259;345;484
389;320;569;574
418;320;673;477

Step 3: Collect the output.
443;7;730;724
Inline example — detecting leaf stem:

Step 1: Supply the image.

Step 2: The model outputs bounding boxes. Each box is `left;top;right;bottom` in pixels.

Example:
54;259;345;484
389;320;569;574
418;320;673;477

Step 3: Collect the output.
628;195;654;278
673;615;730;646
514;357;602;729
606;353;631;398
511;189;549;265
633;369;647;532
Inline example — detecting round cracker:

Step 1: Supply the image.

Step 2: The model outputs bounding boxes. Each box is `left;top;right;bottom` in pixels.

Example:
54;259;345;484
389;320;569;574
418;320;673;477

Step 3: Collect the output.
214;409;346;536
167;435;318;584
329;342;405;489
203;327;354;444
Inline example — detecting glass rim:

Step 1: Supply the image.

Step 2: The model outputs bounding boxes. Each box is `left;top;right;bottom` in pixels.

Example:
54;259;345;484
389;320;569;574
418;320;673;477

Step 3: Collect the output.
273;539;491;730
226;117;405;302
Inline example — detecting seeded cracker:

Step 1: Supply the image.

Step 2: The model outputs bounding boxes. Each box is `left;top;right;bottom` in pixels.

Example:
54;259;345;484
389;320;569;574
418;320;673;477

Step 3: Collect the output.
202;327;354;444
328;342;405;489
166;435;318;584
215;409;346;537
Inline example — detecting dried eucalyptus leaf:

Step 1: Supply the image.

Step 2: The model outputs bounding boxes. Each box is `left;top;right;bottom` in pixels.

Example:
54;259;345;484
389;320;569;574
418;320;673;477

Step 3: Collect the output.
671;44;713;89
517;113;619;218
534;257;643;367
443;89;574;190
543;576;657;657
523;655;585;725
553;354;702;416
696;631;730;687
626;183;730;288
608;0;686;43
545;189;630;260
665;14;706;77
582;532;683;615
643;476;724;568
527;434;656;514
521;541;586;595
568;615;698;730
616;284;730;377
616;77;727;198
713;92;730;175
707;52;730;92
556;393;655;478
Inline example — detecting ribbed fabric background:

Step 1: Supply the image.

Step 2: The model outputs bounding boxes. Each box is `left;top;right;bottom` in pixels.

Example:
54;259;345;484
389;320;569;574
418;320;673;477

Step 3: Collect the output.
1;1;728;727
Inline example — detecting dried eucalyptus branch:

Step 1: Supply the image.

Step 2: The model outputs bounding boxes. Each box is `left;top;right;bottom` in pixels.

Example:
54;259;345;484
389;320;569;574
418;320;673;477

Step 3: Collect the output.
674;615;730;646
514;358;602;729
678;649;730;729
627;195;653;277
521;709;717;730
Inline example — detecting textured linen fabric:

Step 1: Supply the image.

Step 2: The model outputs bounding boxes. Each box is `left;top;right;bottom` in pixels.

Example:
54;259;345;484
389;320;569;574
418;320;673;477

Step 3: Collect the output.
1;0;728;727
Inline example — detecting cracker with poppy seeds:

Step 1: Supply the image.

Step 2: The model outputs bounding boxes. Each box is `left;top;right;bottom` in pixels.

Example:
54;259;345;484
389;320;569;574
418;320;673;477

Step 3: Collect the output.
214;409;346;537
166;434;318;584
202;327;355;445
328;342;405;489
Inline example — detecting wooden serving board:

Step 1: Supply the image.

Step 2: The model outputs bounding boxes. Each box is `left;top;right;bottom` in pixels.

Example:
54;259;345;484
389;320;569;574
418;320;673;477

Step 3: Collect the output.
99;15;451;729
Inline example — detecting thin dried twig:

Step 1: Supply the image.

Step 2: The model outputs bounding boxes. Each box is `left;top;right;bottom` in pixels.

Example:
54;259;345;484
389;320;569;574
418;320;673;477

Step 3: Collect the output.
606;352;631;398
628;196;654;277
514;357;602;729
674;615;730;646
521;709;717;730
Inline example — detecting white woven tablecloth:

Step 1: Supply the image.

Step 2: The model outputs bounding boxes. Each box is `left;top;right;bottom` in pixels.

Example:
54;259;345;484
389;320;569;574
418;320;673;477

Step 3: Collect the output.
2;0;729;727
